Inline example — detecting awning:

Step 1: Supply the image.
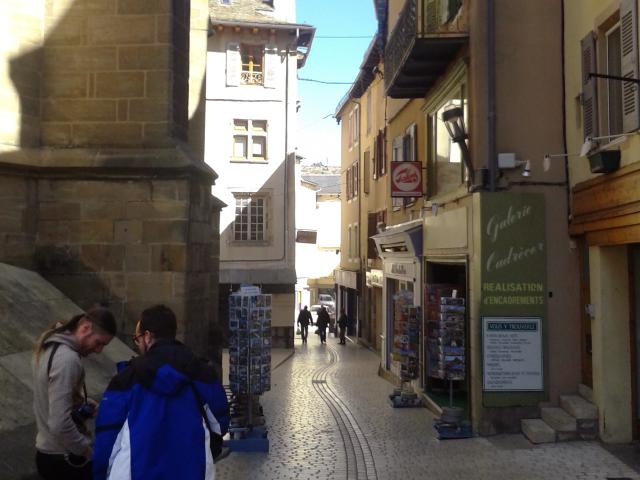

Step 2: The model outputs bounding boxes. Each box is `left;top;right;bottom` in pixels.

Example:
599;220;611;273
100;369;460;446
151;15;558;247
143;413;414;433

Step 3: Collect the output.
371;219;422;259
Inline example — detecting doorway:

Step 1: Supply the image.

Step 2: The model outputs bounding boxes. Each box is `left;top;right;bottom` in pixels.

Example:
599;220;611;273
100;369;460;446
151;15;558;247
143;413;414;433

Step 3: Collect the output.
423;260;469;417
630;245;640;439
579;240;593;387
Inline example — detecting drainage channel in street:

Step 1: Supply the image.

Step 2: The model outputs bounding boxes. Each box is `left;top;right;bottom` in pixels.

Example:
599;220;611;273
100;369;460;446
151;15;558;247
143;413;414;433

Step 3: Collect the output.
311;345;378;480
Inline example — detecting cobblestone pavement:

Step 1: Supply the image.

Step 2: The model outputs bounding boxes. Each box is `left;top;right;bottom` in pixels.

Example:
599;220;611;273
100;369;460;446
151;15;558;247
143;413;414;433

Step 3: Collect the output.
217;336;640;480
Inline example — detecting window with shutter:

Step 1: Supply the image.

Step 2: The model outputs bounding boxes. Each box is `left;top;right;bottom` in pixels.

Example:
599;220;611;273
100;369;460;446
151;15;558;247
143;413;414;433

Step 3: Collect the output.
226;43;241;87
581;32;599;140
620;0;639;132
373;139;378;180
381;127;387;175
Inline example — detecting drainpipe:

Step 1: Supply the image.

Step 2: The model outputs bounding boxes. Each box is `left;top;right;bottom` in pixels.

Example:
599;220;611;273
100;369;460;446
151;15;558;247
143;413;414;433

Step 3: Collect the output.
487;0;497;192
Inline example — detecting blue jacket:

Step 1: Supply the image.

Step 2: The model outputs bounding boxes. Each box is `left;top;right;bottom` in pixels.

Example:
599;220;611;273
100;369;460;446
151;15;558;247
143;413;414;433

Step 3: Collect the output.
93;340;229;480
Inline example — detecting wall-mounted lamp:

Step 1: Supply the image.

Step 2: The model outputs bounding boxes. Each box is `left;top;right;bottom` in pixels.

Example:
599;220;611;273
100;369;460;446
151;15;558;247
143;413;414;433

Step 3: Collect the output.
442;107;474;183
497;153;530;177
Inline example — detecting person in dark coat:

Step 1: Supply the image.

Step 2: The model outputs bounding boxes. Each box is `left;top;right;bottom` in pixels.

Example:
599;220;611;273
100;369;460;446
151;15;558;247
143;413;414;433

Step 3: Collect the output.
316;306;330;344
338;309;348;345
297;306;313;344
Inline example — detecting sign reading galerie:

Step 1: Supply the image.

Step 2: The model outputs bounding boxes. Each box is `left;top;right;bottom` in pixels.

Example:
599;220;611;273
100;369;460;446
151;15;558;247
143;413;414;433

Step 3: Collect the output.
390;161;422;197
479;193;546;402
482;317;543;391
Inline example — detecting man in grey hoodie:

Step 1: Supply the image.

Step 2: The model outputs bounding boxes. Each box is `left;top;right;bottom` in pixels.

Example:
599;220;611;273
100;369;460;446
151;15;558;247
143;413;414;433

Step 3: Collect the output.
32;307;116;480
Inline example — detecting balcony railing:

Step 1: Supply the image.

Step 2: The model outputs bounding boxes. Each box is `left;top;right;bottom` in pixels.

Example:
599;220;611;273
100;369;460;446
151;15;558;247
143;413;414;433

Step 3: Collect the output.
385;0;468;98
241;71;264;86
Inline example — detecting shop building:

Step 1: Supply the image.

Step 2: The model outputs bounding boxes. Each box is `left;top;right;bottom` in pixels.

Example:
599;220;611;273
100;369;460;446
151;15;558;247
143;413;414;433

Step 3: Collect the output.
564;0;640;442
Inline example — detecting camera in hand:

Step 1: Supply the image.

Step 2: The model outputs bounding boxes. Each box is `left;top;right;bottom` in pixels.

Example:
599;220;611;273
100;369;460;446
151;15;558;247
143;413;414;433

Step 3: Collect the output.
71;402;95;425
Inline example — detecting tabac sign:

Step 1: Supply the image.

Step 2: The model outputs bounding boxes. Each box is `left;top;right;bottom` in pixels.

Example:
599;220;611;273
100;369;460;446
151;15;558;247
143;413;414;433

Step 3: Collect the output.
390;161;422;197
480;193;547;405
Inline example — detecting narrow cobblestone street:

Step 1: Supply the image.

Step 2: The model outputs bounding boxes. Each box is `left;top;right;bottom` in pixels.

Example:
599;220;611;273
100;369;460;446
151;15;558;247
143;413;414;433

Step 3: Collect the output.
218;337;640;480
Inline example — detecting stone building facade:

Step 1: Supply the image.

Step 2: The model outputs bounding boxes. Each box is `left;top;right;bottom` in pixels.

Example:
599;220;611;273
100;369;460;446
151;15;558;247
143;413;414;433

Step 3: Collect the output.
0;0;223;360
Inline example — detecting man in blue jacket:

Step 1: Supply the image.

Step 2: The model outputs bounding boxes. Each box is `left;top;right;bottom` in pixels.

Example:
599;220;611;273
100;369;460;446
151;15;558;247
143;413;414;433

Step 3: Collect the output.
93;305;229;480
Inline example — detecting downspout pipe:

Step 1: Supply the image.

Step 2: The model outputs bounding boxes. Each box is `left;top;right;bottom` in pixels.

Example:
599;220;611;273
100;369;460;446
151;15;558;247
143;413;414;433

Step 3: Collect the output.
487;0;497;192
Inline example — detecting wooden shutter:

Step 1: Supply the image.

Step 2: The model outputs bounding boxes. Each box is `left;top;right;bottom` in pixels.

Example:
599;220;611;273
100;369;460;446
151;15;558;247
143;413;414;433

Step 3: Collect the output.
581;32;598;140
226;43;241;87
263;46;278;89
373;137;378;180
381;127;387;175
364;150;370;194
621;0;640;132
367;213;377;259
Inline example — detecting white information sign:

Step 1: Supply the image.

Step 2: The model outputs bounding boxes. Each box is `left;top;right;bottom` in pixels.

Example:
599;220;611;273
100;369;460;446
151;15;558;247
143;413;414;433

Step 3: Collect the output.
482;317;543;391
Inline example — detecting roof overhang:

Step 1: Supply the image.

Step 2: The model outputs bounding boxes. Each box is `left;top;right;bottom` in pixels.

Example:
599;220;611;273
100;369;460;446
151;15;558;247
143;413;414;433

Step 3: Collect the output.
209;19;315;68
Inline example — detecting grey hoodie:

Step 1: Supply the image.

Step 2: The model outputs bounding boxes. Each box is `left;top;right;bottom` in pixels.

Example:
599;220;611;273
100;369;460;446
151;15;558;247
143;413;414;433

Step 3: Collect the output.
33;332;92;457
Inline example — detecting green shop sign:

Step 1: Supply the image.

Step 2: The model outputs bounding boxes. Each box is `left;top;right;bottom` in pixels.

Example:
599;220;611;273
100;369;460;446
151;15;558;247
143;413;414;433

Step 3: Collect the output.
480;192;547;405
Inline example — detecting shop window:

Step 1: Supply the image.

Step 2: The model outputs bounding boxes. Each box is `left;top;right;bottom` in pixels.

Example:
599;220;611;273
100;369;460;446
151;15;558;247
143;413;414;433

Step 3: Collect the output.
427;83;468;197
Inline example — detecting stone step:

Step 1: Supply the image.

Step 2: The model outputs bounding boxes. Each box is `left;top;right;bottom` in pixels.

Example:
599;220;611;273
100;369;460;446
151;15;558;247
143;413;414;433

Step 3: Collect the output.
578;383;594;403
560;395;598;420
521;419;556;444
541;407;578;441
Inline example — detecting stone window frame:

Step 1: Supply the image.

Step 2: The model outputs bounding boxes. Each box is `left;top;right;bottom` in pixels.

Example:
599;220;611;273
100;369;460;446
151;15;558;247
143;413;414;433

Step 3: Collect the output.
232;192;270;245
231;119;268;163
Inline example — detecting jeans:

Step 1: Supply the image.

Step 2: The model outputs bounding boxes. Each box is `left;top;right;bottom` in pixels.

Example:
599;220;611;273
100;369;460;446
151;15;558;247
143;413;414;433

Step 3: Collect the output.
319;329;327;343
36;451;92;480
339;326;346;344
300;325;309;342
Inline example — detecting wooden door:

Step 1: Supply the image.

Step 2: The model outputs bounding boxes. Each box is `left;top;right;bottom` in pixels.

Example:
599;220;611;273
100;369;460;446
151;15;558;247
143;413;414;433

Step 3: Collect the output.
579;240;593;387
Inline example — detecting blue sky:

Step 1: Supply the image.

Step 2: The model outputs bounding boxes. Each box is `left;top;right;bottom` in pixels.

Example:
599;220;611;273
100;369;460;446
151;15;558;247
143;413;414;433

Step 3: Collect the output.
296;0;377;166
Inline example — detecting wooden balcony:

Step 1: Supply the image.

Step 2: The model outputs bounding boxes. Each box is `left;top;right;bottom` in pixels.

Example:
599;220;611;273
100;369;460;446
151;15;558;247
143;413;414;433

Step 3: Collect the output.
385;0;468;98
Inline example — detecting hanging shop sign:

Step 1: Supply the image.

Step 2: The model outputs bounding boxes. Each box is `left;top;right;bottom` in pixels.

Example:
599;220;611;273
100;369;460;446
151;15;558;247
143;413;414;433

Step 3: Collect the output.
366;269;383;287
390;161;423;198
334;268;358;290
482;317;543;391
479;193;546;404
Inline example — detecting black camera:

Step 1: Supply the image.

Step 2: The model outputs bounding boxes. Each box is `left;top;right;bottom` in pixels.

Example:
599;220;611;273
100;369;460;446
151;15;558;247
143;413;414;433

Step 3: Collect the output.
71;402;95;425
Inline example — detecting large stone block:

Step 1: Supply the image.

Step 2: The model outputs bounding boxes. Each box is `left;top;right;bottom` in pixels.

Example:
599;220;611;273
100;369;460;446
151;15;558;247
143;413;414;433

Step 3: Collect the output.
44;15;87;46
142;122;172;146
95;72;145;98
42;73;88;98
126;201;188;220
88;16;157;45
80;244;125;272
119;46;170;70
72;122;143;147
76;182;149;202
129;99;169;122
150;244;186;272
71;221;113;243
39;202;81;221
155;14;171;43
125;245;150;272
521;419;556;444
81;201;125;220
142;220;188;243
114;220;142;244
41;123;72;146
38;220;78;243
43;99;116;122
145;71;170;98
150;181;178;201
43;46;117;72
125;272;173;300
117;0;171;14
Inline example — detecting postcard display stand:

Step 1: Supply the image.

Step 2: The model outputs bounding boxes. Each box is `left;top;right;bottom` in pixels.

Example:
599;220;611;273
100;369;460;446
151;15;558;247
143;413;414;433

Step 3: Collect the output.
426;286;471;438
389;291;421;408
226;286;271;452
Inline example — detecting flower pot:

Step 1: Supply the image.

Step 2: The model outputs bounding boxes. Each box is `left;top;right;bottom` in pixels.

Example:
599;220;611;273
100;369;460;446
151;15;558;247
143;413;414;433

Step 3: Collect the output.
587;150;620;174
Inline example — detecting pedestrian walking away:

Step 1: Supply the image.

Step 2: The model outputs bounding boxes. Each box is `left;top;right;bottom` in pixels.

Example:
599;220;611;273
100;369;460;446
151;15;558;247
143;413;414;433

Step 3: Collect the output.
316;305;330;344
32;306;117;480
93;304;230;480
297;305;313;344
338;308;348;345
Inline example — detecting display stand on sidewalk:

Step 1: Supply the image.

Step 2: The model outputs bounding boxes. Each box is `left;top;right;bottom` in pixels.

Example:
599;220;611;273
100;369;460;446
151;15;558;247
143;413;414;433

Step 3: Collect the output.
225;285;271;452
389;292;421;408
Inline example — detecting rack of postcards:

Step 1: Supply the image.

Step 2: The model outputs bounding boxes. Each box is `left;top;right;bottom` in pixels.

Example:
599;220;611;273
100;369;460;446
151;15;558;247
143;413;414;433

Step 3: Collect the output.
389;291;421;407
226;285;271;451
426;287;465;381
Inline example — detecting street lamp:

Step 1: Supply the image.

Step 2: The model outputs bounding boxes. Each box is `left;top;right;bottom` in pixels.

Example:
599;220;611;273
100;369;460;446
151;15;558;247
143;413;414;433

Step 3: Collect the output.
442;106;474;183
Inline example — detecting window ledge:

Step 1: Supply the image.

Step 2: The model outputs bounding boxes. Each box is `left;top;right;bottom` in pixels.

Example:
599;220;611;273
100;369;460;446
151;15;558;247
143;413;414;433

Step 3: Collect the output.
230;158;268;164
231;240;270;247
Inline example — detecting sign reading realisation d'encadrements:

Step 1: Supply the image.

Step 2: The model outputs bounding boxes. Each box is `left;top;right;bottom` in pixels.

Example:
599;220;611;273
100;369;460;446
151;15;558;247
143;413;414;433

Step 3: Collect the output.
482;317;543;391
